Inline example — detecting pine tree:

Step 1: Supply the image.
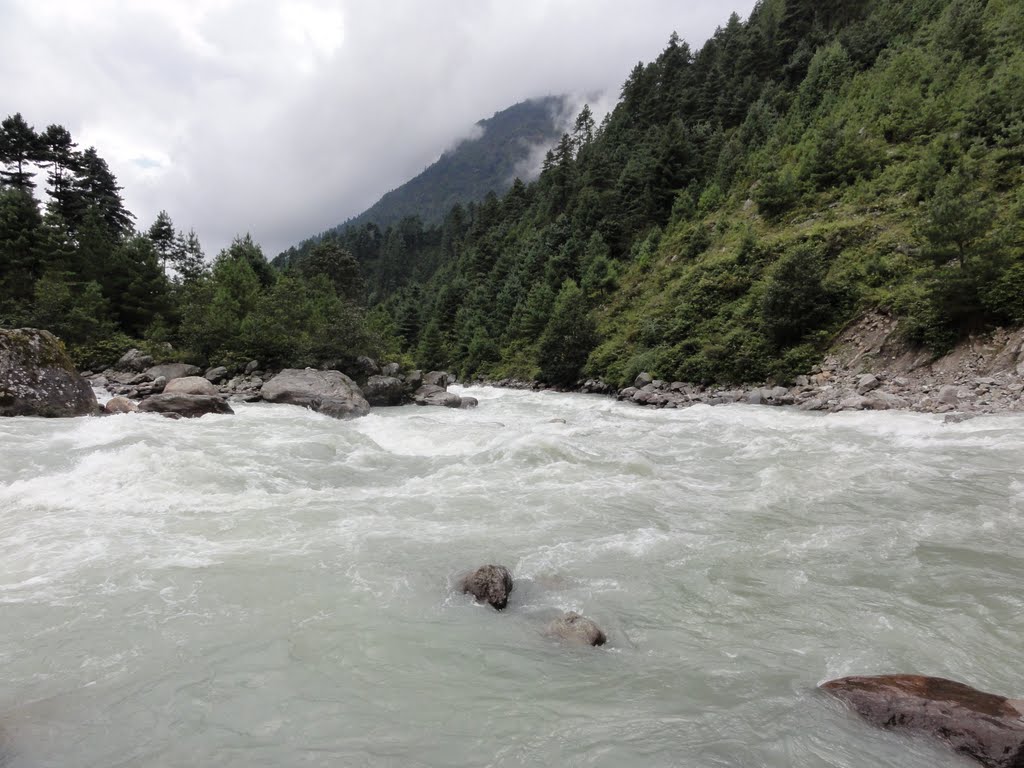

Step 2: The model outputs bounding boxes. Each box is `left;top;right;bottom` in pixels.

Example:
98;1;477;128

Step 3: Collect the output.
0;113;42;193
76;147;134;238
39;124;80;225
148;210;176;271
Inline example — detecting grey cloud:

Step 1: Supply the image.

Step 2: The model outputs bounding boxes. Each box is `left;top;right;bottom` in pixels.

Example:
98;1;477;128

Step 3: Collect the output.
3;0;757;258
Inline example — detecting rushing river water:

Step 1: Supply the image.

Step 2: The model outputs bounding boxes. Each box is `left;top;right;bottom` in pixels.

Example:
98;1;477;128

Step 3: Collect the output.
1;386;1023;767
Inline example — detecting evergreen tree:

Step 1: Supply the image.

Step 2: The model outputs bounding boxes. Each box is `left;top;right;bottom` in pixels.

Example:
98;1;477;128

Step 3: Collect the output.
537;280;597;385
39;124;80;225
76;147;133;238
0;113;42;193
148;210;176;271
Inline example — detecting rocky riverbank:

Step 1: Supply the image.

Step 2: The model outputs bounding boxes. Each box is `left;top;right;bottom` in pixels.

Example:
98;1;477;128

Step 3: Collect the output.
487;312;1024;417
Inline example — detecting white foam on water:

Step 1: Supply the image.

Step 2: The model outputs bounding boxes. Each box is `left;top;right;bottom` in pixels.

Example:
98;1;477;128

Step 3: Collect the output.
2;393;1024;767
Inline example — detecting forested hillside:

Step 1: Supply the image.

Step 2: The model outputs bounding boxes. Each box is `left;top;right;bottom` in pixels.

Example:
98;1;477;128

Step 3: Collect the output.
0;119;388;371
289;0;1023;387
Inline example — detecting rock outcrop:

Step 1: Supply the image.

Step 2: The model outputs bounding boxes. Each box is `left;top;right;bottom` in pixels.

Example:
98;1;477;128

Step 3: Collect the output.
0;328;97;417
459;565;514;610
260;368;369;419
821;674;1024;768
137;393;234;418
163;376;220;396
545;612;607;647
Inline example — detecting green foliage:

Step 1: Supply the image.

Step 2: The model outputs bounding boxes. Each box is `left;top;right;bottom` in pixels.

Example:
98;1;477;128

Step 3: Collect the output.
537;280;597;386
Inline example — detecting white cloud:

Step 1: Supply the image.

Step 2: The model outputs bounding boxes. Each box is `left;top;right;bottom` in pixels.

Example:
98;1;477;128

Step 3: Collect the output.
1;0;757;257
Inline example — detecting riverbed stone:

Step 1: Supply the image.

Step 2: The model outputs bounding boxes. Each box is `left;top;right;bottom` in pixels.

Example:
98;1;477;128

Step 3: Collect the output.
204;366;229;384
424;370;455;388
459;565;513;610
363;375;406;406
260;368;370;420
116;348;153;372
414;384;462;408
144;363;201;382
163;375;219;396
103;396;138;414
459;396;479;409
0;328;98;417
634;372;653;389
821;674;1024;768
938;384;960;405
546;612;607;647
138;393;234;418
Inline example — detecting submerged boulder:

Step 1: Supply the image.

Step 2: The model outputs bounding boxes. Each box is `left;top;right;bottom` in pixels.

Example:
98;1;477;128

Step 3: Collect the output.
138;393;234;419
260;368;369;419
459;565;514;610
0;328;97;417
820;674;1024;768
414;384;461;408
163;375;219;396
103;396;138;414
546;612;607;647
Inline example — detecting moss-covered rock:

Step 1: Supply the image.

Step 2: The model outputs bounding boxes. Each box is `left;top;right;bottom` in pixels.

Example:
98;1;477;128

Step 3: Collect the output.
0;328;98;418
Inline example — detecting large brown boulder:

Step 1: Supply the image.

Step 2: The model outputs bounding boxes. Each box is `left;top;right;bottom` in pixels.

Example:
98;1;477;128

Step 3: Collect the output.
138;393;234;418
459;565;513;610
260;368;369;419
545;612;607;647
821;674;1024;768
0;328;97;417
163;375;219;396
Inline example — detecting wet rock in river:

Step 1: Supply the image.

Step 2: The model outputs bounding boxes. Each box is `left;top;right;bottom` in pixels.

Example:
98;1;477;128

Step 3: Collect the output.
459;564;513;610
820;674;1024;768
545;612;607;647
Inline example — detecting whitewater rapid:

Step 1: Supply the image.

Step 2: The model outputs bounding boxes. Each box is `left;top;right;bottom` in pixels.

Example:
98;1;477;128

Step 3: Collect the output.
1;386;1022;767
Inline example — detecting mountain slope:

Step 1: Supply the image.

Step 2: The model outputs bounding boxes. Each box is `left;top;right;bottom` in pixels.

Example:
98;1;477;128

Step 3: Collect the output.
332;0;1023;387
344;96;567;232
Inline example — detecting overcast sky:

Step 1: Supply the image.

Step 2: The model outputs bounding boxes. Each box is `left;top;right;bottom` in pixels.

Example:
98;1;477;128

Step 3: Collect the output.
3;0;757;258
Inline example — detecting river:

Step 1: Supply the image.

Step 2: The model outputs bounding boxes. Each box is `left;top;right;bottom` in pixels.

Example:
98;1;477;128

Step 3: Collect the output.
1;386;1022;767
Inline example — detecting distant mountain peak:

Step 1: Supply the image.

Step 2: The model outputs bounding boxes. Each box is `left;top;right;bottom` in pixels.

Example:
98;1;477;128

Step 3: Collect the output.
338;95;570;232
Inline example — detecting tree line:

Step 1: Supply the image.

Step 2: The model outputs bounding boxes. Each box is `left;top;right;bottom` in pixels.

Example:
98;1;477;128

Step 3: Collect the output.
0;116;389;371
282;0;1023;386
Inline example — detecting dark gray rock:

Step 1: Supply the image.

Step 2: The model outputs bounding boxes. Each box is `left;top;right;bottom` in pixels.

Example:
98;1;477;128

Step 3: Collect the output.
355;355;380;378
144;363;201;381
138;393;234;418
546;612;607;647
204;366;229;384
459;565;513;610
260;368;370;419
414;384;462;408
116;348;153;372
363;375;406;406
244;360;260;375
459;396;479;409
381;362;401;377
821;674;1024;768
634;372;654;389
405;369;424;389
164;376;219;396
0;328;98;417
857;373;881;394
103;396;138;414
938;384;960;405
424;370;455;388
